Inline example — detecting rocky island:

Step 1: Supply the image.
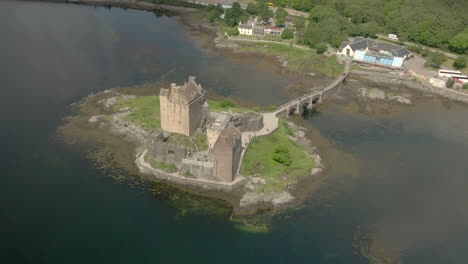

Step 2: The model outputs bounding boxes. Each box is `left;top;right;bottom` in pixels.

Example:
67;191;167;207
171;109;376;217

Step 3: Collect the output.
72;76;324;215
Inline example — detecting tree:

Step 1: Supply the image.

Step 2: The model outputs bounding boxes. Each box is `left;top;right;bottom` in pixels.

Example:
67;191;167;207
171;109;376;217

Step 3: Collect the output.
224;2;243;26
463;84;468;90
315;42;327;54
357;22;380;38
275;7;288;25
453;56;467;69
281;28;294;39
449;28;468;54
246;2;258;15
426;52;446;68
258;4;274;23
293;16;306;30
446;78;455;88
227;27;239;36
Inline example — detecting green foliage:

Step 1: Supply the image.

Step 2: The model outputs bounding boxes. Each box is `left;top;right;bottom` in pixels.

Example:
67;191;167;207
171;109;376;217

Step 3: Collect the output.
273;145;292;166
206;3;224;22
258;3;274;23
269;0;467;52
246;2;258;15
219;99;238;108
425;52;446;69
281;120;293;135
227;27;239;36
112;95;160;130
293;16;306;30
446;78;455;88
281;28;294;40
453;56;467;69
150;0;204;8
207;99;252;112
315;42;327;54
355;22;380;38
449;28;468;54
241;120;315;193
224;2;244;26
275;7;288;25
463;84;468;90
267;105;277;111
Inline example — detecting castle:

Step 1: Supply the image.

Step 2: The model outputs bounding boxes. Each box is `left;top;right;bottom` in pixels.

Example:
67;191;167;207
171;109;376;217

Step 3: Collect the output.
159;76;207;137
147;77;263;183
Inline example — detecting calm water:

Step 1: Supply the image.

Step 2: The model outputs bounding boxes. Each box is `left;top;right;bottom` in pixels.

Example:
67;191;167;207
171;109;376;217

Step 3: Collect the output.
2;1;468;263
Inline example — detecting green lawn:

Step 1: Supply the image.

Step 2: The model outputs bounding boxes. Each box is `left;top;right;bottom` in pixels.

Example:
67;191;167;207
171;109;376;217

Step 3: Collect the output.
238;43;344;77
241;120;315;193
113;95;160;131
207;99;255;113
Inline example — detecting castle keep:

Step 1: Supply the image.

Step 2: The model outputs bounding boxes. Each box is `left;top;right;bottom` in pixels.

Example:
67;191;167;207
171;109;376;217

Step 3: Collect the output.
159;76;207;137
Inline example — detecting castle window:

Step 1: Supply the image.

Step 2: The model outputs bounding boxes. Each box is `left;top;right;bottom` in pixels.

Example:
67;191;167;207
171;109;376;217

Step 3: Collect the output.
168;150;175;156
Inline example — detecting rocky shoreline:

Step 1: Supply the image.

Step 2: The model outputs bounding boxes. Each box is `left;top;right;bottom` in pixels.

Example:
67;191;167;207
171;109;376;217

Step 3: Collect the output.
351;69;468;104
65;86;326;216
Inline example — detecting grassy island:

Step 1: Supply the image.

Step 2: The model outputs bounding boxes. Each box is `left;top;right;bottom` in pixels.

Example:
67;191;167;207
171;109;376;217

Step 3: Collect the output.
108;92;316;196
241;120;315;193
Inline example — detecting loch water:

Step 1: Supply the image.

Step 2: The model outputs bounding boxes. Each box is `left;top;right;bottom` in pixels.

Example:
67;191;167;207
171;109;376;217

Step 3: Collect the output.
2;2;468;263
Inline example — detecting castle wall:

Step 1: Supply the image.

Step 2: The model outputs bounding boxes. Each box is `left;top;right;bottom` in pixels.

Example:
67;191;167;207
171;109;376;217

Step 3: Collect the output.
181;159;216;181
238;112;264;132
214;148;233;182
147;140;188;168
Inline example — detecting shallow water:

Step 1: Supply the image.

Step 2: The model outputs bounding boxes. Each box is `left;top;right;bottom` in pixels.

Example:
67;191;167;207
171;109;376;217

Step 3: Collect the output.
2;2;468;263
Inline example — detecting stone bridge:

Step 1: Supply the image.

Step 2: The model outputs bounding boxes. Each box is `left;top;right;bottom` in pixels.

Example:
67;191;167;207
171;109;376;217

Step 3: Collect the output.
274;58;351;116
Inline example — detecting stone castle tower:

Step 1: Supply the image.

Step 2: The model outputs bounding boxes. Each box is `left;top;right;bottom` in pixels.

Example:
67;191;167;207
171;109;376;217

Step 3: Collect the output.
159;76;207;137
212;124;243;182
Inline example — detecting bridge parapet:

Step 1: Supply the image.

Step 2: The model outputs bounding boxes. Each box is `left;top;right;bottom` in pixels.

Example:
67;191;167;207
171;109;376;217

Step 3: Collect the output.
271;58;351;116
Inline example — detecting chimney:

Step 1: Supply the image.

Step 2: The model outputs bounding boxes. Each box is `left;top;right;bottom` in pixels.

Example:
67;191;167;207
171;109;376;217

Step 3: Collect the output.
188;76;196;83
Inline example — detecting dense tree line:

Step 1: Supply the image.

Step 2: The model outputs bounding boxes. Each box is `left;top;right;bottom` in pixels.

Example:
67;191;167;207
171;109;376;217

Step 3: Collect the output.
267;0;467;53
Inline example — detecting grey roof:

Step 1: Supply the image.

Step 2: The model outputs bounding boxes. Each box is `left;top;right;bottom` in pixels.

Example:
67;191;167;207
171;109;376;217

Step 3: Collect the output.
252;27;264;35
338;41;349;52
347;38;410;57
239;24;253;29
180;77;204;103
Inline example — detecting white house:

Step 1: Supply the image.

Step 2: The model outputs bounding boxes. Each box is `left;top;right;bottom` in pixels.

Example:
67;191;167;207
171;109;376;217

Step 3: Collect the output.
238;23;253;35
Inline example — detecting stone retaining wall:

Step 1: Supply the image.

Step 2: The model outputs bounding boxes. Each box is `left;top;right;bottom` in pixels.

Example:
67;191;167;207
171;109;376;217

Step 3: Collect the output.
136;150;247;192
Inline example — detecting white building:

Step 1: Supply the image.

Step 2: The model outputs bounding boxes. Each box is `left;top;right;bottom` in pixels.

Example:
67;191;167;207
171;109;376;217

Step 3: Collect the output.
238;23;253;35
